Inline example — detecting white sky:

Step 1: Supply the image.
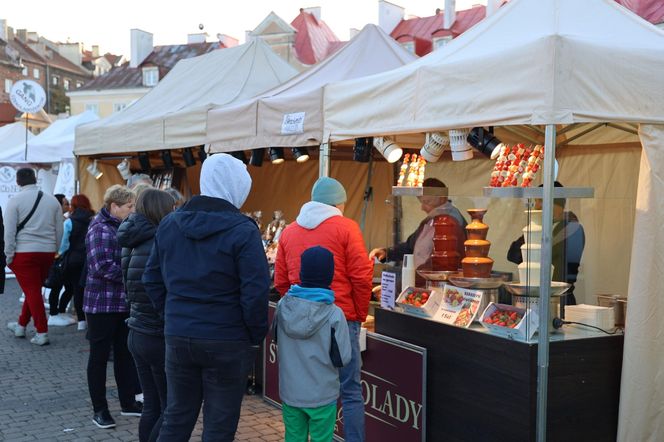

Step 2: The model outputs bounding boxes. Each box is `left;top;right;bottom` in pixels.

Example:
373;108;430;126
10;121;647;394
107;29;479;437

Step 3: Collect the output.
2;0;486;58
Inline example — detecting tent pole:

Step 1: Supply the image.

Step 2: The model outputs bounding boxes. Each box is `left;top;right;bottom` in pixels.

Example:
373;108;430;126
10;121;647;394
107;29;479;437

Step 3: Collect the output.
536;124;556;442
24;113;29;161
319;135;331;177
359;154;374;233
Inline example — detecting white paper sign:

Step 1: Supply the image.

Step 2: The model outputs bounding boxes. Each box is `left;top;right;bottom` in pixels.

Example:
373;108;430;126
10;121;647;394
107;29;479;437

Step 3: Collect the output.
380;271;397;310
432;285;484;328
281;112;305;134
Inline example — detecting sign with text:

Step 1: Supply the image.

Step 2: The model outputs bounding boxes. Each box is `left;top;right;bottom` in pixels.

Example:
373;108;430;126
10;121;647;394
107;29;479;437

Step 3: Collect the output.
433;284;483;328
380;271;396;309
264;303;426;441
0;164;57;210
280;112;305;134
10;80;46;114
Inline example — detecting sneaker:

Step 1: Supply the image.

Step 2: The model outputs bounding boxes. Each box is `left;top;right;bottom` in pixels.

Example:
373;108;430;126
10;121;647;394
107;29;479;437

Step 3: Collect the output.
30;333;50;346
92;409;116;429
120;401;143;417
77;320;87;331
7;322;26;338
48;314;76;327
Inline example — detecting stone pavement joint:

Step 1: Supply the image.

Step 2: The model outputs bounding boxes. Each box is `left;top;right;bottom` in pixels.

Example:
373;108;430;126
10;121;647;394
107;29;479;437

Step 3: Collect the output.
0;280;285;441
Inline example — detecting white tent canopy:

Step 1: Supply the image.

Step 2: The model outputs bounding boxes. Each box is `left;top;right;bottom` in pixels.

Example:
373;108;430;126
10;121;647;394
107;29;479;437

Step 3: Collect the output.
207;24;416;151
75;38;298;155
0;111;98;163
0;122;34;156
323;0;664;140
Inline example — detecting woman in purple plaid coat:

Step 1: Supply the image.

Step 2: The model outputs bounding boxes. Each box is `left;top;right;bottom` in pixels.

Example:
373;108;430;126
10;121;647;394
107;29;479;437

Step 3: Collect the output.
83;185;143;430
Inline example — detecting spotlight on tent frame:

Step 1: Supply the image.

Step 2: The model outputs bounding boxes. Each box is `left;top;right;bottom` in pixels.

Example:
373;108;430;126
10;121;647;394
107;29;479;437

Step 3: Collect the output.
467;127;505;159
353;137;373;163
198;145;207;163
138;152;151;172
231;150;249;164
373;137;403;163
448;129;474;161
86;160;103;180
249;148;265;167
116;158;132;180
161;150;174;169
292;147;309;163
269;147;285;164
182;148;196;167
419;132;449;163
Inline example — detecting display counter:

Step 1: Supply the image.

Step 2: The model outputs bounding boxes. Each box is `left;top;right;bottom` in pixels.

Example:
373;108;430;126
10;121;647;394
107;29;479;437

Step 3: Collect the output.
375;307;623;442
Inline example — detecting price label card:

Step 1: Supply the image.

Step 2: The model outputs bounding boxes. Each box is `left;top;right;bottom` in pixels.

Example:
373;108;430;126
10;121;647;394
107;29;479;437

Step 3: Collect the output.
380;271;397;310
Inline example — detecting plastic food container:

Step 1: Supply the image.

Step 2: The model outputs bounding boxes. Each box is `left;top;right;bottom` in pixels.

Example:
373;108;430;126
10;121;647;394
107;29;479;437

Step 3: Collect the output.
396;287;442;318
480;302;539;341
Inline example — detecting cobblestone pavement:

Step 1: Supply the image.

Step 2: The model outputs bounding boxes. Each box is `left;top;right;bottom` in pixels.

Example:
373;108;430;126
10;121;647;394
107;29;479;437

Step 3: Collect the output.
0;279;285;441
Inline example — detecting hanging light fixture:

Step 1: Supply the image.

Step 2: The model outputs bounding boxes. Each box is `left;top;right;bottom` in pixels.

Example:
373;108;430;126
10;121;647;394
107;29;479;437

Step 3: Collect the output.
353;137;373;163
419;132;449;162
292;147;309;163
86;160;103;180
138;152;151;171
269;147;285;164
116;158;132;180
161;150;174;168
230;150;249;164
182;147;196;167
249;148;265;167
198;145;207;163
467;127;505;158
373;137;403;163
448;129;474;161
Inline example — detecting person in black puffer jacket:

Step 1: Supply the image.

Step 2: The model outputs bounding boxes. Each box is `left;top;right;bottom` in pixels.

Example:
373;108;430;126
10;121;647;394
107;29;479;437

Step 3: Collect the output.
118;188;175;442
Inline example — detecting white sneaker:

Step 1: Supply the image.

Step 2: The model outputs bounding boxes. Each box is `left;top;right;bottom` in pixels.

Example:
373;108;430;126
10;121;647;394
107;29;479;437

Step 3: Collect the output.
47;314;76;327
77;320;87;331
7;322;26;338
30;333;49;346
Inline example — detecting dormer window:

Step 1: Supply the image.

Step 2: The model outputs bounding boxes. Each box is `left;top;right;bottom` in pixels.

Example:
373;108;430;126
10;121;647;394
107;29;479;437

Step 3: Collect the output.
142;67;159;87
433;36;453;50
401;41;415;53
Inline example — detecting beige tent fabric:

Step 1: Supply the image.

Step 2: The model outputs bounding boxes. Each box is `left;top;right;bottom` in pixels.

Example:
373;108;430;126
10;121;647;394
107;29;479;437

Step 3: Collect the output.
617;125;664;442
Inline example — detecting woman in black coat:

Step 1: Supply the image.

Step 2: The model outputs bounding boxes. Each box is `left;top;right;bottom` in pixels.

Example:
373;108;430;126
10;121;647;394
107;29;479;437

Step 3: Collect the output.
118;188;175;442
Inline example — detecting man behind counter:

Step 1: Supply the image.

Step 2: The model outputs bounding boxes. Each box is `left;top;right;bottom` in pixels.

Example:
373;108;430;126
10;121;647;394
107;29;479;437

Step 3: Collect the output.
369;178;467;268
507;181;586;307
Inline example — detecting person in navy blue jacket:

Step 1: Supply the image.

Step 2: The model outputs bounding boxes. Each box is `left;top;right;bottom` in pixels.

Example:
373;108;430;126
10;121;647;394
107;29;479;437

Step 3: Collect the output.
142;153;270;442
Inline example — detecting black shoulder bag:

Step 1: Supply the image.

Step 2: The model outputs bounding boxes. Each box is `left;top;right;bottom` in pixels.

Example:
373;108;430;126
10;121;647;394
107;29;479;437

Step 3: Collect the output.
16;191;44;235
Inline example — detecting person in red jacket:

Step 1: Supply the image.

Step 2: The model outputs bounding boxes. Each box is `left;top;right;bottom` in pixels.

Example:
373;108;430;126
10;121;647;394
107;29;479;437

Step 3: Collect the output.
275;176;373;442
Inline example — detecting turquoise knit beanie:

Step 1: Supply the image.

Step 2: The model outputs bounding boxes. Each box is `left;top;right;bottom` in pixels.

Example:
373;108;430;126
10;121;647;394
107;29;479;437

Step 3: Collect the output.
311;177;347;206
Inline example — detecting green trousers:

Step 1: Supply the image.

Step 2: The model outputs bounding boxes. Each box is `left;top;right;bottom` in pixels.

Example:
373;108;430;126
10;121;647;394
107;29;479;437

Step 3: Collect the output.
282;402;337;442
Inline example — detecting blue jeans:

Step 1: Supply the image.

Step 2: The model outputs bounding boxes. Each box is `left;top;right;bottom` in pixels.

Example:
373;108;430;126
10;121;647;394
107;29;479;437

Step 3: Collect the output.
339;321;364;442
157;336;256;442
128;330;167;442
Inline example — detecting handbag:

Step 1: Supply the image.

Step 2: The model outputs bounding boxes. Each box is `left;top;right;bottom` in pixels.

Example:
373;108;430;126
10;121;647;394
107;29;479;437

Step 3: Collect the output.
44;253;67;289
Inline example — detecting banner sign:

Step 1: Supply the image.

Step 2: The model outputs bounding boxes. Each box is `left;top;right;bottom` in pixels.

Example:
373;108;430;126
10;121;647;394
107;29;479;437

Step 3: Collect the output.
264;303;426;441
0;164;57;210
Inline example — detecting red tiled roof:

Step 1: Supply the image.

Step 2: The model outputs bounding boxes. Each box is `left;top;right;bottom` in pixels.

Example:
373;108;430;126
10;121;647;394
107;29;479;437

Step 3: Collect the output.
76;41;222;91
617;0;664;24
104;53;123;66
0;103;19;125
390;5;486;56
291;10;341;65
11;39;91;76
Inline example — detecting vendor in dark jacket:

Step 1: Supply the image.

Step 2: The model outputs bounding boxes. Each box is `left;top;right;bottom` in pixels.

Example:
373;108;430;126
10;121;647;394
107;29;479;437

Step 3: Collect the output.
118;188;175;442
143;153;270;442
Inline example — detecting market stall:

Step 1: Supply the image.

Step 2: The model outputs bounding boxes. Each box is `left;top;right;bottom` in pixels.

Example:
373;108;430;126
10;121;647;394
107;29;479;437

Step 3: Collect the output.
319;0;664;440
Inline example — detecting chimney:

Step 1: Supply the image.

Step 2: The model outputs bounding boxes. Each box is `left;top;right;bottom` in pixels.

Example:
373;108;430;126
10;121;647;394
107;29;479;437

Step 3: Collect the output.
27;31;39;42
349;28;360;39
303;7;322;21
187;33;207;44
486;0;501;16
58;42;83;66
0;19;7;41
217;34;238;47
130;29;153;68
92;45;100;57
16;28;27;41
379;1;405;35
444;0;457;30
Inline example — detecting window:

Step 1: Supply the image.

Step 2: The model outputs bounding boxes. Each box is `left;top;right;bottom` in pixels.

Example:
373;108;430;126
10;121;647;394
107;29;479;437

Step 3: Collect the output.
33;68;40;79
113;103;127;113
4;79;12;93
401;41;415;53
22;66;28;76
52;76;59;86
63;79;70;90
85;103;99;115
142;67;159;87
433;36;453;50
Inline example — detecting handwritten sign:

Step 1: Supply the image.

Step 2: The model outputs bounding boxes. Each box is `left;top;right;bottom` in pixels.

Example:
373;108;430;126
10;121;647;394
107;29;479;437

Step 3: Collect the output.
380;271;396;309
281;112;305;134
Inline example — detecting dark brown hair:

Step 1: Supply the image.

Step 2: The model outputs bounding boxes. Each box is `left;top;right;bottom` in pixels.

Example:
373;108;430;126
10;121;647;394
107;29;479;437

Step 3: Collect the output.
135;188;175;226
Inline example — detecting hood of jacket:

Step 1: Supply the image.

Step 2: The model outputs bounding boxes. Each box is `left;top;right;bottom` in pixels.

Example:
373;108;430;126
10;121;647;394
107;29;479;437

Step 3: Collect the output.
170;195;254;241
89;207;120;231
199;153;251;208
277;292;336;340
117;213;157;249
295;201;342;230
